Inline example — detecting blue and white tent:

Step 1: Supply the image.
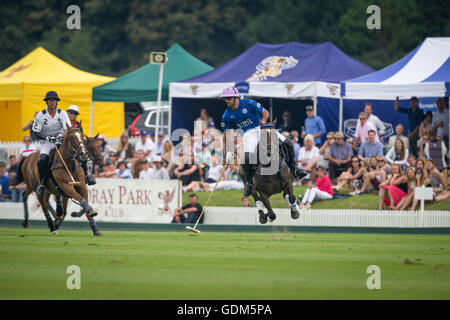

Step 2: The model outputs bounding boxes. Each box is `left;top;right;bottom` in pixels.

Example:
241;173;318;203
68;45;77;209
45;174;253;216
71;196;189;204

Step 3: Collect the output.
339;37;450;137
170;42;373;134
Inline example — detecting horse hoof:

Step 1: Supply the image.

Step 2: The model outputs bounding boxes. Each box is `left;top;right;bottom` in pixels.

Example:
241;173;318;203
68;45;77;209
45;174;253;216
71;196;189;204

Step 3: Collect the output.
258;212;267;224
22;220;28;228
291;211;300;219
267;214;276;222
94;232;103;236
51;231;58;235
54;216;63;221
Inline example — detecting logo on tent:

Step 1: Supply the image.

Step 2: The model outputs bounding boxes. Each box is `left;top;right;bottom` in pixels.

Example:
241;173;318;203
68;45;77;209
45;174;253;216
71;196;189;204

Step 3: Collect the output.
247;56;298;81
1;64;31;78
327;84;339;96
190;85;199;95
285;83;294;94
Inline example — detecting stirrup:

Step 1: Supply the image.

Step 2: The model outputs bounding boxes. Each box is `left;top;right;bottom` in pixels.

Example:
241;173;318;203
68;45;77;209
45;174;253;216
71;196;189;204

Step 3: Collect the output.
87;176;96;185
36;184;46;197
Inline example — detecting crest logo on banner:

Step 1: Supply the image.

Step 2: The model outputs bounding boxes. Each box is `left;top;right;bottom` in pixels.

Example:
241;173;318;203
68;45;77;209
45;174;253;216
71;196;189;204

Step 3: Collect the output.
247;56;298;81
1;64;31;78
190;85;199;95
285;83;294;95
327;84;339;96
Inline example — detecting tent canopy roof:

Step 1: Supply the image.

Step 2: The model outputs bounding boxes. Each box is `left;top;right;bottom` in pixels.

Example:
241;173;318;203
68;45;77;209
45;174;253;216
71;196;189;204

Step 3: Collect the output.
0;47;114;86
183;41;374;83
92;43;214;102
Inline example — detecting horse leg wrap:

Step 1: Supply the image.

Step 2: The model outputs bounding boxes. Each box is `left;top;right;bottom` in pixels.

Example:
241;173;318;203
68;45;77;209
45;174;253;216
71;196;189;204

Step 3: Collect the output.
43;210;56;232
79;199;93;213
285;194;299;212
89;219;100;235
256;201;264;211
23;201;29;221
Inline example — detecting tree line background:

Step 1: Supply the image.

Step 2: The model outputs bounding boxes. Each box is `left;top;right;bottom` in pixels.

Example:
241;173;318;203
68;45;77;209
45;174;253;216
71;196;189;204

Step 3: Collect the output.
1;0;449;76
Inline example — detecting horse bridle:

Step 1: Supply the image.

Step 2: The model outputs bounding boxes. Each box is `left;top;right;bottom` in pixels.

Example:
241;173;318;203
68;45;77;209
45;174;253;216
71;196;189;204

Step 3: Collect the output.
60;128;88;163
86;137;104;168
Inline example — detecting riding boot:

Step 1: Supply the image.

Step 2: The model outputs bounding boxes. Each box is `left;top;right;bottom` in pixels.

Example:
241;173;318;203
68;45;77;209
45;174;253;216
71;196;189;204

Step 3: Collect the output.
36;154;50;197
282;139;308;179
12;158;25;186
82;161;96;185
242;163;255;197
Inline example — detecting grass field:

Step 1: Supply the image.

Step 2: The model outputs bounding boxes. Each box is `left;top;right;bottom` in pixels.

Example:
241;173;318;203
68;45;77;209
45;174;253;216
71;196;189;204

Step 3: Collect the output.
184;186;450;210
1;227;449;299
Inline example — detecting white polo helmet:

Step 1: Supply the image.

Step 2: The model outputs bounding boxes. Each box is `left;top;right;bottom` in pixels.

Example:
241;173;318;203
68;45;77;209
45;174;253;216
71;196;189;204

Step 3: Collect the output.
67;105;80;114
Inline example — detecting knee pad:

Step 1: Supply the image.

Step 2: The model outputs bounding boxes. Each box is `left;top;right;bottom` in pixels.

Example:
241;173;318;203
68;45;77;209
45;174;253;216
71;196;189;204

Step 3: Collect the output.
38;154;49;162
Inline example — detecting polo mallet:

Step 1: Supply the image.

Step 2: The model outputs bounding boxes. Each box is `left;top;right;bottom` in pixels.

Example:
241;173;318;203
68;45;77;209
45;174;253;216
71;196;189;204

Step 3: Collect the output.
185;164;229;234
55;146;81;186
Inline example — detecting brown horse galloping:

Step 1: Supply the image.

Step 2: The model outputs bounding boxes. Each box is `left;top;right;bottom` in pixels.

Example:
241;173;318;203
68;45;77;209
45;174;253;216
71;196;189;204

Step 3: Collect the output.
20;123;102;235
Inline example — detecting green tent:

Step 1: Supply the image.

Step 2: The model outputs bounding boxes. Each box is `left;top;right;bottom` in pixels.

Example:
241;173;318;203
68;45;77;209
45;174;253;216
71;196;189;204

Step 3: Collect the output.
92;43;213;102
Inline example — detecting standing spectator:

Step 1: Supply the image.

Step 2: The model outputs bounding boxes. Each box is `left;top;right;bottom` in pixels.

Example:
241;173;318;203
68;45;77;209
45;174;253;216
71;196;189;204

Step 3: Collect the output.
358;130;383;164
195;108;214;134
356;103;386;136
297;134;319;177
385;139;409;167
114;161;133;179
117;132;134;160
326;132;352;181
419;111;433;140
290;130;301;160
299;166;333;209
394;96;424;157
354;112;379;149
151;156;170;180
22;112;39;142
135;130;154;161
139;159;153;180
423;133;447;171
378;163;408;210
302;105;326;146
334;157;364;193
431;97;449;148
0;162;11;202
388;124;409;150
172;193;203;224
278;111;297;132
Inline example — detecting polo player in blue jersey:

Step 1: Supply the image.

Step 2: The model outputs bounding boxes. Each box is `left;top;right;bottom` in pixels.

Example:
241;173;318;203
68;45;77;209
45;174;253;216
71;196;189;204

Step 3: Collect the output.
220;86;307;197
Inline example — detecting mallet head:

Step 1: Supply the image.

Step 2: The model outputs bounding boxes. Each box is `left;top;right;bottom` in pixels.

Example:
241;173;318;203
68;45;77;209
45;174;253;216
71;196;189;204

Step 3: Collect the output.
185;226;201;233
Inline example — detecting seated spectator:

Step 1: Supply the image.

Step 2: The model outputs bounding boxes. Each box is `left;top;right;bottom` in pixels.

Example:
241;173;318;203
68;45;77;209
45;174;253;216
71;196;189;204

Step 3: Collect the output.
151;132;167;158
150;156;170;180
435;189;450;202
278;110;297;132
97;156;118;178
19;136;38;158
161;140;174;168
431;97;449;148
297;134;319;177
353;156;387;196
0;162;11;202
199;179;244;192
318;131;334;168
356;103;386;136
242;196;252;207
196;142;212;178
114;161;133;179
388;124;409;150
407;154;416;168
393;167;418;210
116;132;134;160
378;163;408;210
326;131;352;181
423;133;447;171
98;134;116;160
139;159;153;180
299;166;333;209
334;156;364;192
419;111;433;140
353;112;379;150
205;156;223;183
175;154;201;188
7;156;25;202
172;193;203;224
358;130;383;164
135;130;154;161
418;131;431;159
195;108;214;133
290;130;301;160
424;158;446;189
302;105;326;146
386;138;409;167
407;168;431;211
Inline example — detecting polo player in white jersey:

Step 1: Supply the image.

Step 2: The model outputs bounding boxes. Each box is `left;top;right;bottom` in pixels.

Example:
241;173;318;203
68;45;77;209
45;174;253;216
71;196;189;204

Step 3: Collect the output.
32;91;72;197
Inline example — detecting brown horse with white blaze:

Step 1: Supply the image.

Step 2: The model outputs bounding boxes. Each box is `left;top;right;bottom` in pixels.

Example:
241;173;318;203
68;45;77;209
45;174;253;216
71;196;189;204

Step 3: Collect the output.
21;122;102;235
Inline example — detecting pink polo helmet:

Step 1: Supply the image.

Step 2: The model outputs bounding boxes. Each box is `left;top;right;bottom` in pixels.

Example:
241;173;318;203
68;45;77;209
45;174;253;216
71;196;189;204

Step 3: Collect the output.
220;86;240;98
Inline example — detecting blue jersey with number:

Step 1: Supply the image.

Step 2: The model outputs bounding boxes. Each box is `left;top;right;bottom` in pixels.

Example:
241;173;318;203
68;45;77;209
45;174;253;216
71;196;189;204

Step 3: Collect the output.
220;99;263;133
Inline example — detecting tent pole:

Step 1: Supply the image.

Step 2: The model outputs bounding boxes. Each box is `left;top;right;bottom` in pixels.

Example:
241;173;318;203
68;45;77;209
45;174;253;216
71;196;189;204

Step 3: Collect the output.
270;98;273;122
339;96;343;132
155;63;164;139
90;101;94;136
313;82;318;114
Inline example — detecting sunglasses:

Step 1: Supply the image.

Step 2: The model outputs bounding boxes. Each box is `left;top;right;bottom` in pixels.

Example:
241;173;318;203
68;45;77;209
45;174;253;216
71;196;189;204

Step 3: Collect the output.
359;118;366;120
352;160;359;162
68;111;79;115
377;160;385;162
223;97;234;101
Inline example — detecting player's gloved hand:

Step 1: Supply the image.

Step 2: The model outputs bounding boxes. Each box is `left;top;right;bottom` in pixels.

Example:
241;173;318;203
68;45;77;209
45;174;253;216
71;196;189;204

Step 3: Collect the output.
46;136;56;143
56;133;64;143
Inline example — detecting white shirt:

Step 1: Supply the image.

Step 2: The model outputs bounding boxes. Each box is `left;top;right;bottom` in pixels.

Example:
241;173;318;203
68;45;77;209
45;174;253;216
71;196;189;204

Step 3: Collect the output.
135;138;154;159
432;108;449;137
20;143;38;157
356;114;386;135
385;147;409;166
32;108;71;138
208;164;223;181
297;146;319;167
151;167;169;180
139;168;154;180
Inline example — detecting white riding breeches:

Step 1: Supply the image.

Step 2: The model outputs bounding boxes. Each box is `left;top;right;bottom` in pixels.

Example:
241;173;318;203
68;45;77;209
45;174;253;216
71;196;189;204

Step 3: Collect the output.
39;142;55;156
243;126;261;153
